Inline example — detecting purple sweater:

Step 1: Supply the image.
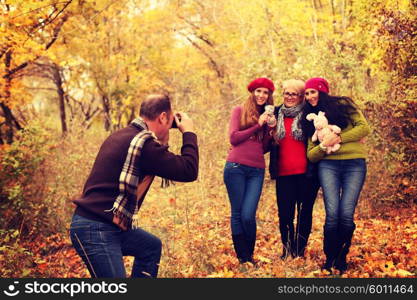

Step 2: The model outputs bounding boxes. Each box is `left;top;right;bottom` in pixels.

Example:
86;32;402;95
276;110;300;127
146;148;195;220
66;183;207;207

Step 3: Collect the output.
226;106;272;169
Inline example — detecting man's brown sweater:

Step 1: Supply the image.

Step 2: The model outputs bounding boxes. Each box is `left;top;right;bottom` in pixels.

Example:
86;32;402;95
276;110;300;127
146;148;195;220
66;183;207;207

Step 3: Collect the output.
73;124;198;224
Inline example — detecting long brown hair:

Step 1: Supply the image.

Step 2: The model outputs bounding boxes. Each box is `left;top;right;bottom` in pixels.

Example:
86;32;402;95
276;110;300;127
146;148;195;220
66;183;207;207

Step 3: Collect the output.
240;92;274;130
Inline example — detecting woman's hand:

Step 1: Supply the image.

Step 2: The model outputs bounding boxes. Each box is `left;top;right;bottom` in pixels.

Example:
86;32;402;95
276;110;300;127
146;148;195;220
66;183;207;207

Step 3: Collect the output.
266;115;277;127
321;132;341;147
258;113;268;126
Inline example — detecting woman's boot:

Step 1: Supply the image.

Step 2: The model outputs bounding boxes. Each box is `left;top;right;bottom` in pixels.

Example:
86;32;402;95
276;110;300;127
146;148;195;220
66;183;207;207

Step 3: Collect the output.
246;235;256;263
335;227;355;273
322;228;340;272
232;234;252;263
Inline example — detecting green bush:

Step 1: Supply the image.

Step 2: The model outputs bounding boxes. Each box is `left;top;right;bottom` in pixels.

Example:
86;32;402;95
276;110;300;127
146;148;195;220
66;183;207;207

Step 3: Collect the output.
0;229;35;277
0;123;58;236
362;100;417;206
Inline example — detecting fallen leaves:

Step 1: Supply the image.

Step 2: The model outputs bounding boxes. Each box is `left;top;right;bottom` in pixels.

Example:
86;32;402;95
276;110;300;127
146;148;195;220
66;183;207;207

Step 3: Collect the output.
2;181;416;278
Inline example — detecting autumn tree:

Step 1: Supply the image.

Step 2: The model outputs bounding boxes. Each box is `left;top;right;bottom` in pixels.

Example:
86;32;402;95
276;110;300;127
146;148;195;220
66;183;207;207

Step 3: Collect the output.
0;0;74;143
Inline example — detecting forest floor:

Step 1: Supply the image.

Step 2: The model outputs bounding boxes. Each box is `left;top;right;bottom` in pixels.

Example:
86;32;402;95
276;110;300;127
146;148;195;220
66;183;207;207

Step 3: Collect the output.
7;179;417;278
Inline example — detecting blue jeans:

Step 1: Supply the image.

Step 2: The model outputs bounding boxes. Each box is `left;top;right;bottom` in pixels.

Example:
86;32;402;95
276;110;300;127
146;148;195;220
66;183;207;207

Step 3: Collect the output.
223;162;264;243
69;214;162;278
318;159;366;265
318;159;367;232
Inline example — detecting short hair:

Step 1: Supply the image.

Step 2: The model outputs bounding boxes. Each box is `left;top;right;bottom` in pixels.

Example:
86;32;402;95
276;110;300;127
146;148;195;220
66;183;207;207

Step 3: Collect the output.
139;94;172;120
282;79;305;95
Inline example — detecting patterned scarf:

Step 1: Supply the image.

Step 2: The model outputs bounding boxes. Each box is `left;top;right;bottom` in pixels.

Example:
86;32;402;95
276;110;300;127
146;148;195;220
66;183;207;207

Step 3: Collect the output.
275;102;305;141
106;117;158;230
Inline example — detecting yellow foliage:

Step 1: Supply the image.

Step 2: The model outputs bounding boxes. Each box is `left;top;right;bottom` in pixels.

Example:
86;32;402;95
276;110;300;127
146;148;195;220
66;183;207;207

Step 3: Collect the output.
1;0;416;278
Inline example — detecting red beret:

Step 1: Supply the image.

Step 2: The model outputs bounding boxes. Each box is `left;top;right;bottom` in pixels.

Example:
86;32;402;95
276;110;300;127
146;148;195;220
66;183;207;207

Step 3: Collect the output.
305;77;330;94
247;77;275;93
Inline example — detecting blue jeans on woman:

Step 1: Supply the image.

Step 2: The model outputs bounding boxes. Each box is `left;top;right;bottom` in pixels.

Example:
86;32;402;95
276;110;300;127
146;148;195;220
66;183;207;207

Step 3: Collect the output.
223;161;265;262
318;158;367;271
70;214;162;278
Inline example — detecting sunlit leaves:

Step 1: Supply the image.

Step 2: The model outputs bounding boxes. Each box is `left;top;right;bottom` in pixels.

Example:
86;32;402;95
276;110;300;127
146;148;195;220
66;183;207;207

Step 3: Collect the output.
3;183;416;278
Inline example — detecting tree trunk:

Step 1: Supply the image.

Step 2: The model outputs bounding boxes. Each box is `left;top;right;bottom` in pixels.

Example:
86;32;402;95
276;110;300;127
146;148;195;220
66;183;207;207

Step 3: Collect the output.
101;95;111;131
330;0;337;34
51;63;67;136
1;51;22;144
1;103;13;144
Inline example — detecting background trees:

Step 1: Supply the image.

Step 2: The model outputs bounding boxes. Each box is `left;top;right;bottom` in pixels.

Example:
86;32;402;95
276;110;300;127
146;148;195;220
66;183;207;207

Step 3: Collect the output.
1;0;416;277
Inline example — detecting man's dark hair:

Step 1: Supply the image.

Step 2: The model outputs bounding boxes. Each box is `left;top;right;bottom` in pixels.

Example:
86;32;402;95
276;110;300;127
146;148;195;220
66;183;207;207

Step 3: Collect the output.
139;94;172;120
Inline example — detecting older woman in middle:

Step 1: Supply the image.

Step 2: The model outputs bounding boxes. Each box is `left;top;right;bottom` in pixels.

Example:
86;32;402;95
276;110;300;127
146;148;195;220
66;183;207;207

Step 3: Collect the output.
269;79;320;259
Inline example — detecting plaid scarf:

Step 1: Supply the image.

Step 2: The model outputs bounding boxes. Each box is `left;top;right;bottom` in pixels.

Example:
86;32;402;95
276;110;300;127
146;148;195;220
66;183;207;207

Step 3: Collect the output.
275;103;305;141
106;117;157;230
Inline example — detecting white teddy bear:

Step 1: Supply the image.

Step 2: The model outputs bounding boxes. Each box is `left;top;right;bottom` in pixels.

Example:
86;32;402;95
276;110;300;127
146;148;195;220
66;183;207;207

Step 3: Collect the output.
306;111;341;154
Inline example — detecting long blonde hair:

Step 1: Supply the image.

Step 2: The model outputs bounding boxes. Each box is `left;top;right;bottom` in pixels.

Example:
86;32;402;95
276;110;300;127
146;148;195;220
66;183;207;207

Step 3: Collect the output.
240;92;274;130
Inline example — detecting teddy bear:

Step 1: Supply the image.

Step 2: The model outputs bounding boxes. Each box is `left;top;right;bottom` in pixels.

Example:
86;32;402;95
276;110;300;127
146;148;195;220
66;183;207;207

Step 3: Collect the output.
306;111;341;154
264;105;276;126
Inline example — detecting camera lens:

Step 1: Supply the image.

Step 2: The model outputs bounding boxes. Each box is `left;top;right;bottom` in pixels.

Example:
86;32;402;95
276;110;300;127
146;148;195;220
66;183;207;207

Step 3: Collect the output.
170;113;180;129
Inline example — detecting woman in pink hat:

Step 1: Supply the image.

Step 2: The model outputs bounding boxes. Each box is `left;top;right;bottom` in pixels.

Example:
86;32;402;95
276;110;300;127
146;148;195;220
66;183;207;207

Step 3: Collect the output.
302;77;371;274
224;77;276;264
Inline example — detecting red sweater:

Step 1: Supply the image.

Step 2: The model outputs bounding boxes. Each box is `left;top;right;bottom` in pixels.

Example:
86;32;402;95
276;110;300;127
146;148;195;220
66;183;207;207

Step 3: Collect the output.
277;117;307;176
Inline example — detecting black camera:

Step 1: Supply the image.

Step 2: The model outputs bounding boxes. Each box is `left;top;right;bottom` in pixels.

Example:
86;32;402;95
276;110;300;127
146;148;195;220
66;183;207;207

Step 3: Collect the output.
171;113;181;129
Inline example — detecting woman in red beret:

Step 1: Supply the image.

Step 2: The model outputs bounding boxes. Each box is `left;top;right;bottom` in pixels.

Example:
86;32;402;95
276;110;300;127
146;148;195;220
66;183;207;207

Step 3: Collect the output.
224;77;276;264
302;77;371;274
268;79;320;260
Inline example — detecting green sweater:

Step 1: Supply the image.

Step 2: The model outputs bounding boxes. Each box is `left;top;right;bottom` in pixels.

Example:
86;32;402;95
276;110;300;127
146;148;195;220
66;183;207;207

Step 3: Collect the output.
307;109;371;163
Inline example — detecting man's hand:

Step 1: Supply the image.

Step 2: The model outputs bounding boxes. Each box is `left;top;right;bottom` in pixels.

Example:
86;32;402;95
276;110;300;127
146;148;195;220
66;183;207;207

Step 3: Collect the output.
176;112;194;133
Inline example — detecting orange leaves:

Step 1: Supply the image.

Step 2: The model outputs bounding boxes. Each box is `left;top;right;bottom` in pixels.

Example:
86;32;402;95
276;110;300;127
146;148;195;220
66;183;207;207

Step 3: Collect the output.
150;193;417;278
169;198;176;206
381;261;396;273
370;260;415;278
394;269;415;277
3;177;417;278
207;267;236;278
345;206;417;278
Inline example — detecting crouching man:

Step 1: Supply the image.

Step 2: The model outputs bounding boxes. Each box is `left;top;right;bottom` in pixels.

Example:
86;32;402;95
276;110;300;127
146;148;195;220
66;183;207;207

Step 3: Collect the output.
70;94;198;278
